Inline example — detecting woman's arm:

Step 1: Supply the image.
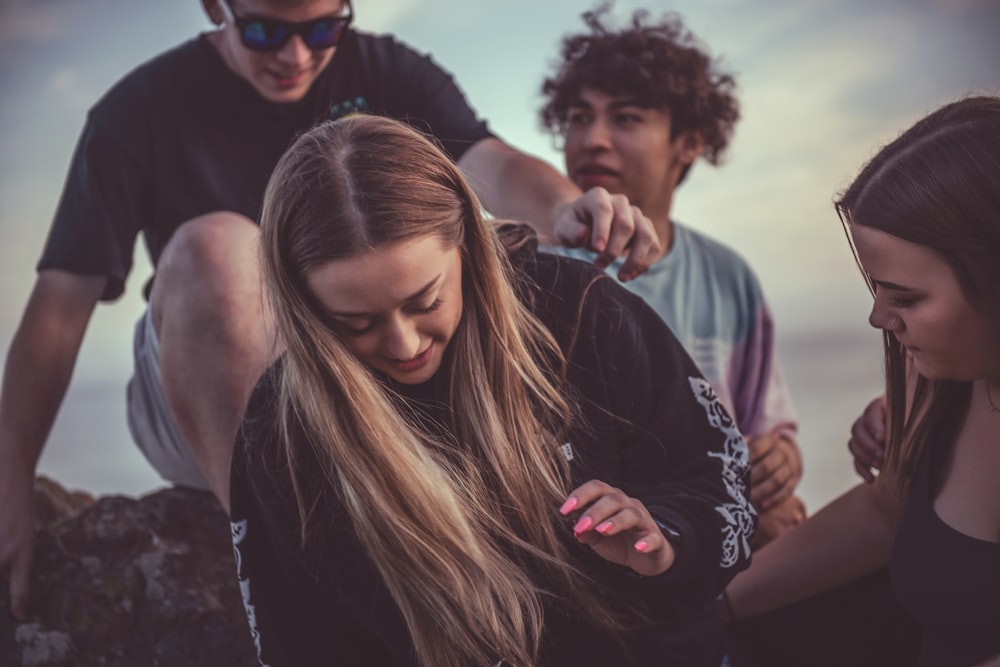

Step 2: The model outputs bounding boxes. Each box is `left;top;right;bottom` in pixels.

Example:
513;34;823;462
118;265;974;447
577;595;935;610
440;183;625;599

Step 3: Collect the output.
564;276;757;599
725;481;897;620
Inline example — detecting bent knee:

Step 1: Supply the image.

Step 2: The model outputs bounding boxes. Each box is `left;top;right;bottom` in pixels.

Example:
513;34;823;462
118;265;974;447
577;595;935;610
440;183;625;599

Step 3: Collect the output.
157;213;260;279
152;212;263;305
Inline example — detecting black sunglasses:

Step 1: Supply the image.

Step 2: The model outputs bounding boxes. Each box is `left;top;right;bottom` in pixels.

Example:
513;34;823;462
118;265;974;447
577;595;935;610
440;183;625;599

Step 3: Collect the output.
219;0;353;52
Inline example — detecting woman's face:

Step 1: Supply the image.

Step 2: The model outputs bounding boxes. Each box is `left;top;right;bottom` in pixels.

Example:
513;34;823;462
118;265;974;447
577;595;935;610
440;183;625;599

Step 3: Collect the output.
851;223;1000;381
305;235;464;384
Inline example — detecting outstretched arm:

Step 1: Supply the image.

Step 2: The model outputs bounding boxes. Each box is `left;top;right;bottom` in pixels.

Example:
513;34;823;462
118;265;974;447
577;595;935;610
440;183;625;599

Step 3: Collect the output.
458;137;659;281
726;482;896;620
0;269;104;619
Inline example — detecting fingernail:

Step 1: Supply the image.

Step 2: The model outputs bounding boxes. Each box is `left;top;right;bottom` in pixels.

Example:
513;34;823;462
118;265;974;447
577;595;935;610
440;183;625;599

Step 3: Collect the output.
559;497;578;515
594;238;607;252
634;540;649;552
619;272;633;282
573;516;593;533
596;521;613;534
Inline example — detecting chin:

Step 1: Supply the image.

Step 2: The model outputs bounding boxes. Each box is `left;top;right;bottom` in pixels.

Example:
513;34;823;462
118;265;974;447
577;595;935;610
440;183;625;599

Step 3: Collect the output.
386;361;441;385
259;87;309;104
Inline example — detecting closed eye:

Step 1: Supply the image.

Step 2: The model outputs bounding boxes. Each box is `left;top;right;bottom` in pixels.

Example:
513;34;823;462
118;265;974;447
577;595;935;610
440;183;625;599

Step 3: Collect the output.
409;298;442;315
888;296;917;308
339;321;374;336
613;111;642;125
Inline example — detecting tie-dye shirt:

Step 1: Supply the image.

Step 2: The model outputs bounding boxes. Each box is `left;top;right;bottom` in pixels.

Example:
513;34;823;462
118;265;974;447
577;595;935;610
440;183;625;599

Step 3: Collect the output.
547;222;797;443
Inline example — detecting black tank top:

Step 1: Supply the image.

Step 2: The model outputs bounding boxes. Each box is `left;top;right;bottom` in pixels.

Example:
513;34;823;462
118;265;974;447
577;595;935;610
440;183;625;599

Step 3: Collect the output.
890;432;1000;666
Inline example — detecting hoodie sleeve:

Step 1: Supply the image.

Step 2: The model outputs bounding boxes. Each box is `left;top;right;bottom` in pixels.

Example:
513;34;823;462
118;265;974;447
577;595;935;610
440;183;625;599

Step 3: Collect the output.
562;272;757;603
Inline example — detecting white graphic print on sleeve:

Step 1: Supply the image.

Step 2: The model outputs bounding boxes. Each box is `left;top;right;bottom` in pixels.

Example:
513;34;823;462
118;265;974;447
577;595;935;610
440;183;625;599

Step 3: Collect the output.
232;519;272;667
688;376;756;569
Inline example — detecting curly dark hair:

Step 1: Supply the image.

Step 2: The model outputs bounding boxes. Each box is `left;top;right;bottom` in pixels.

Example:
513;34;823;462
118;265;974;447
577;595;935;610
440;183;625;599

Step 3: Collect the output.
539;3;740;168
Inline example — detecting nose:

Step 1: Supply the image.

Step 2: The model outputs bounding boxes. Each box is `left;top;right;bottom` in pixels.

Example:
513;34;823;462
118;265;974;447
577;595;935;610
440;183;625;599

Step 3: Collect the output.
581;118;612;151
383;315;422;361
275;34;312;67
868;297;902;332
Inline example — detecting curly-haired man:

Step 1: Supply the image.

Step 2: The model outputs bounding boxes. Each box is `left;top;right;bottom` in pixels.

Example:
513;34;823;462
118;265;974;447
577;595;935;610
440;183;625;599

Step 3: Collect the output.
540;5;805;548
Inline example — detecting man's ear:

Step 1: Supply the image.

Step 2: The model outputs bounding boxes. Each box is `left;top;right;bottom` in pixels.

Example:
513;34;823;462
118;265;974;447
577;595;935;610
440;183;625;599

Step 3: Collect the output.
203;0;225;26
678;131;706;165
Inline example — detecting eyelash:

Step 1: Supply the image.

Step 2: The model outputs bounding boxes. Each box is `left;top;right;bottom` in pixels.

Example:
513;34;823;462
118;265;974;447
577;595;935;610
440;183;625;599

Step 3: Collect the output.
410;298;443;315
338;299;443;337
888;297;917;308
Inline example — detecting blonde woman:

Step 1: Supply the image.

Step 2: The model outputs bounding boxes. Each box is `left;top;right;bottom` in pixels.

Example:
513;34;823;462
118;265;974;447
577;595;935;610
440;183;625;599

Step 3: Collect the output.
229;114;755;667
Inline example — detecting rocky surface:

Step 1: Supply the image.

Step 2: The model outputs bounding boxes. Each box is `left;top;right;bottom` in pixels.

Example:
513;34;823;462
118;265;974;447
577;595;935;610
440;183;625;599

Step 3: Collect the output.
1;477;257;666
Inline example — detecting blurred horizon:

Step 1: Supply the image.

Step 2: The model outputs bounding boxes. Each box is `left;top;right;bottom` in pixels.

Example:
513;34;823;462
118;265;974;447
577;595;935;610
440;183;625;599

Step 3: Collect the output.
1;0;998;511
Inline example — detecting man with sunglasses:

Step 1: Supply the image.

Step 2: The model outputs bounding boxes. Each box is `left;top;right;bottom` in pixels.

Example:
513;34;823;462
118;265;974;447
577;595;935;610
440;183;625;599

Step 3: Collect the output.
0;0;658;622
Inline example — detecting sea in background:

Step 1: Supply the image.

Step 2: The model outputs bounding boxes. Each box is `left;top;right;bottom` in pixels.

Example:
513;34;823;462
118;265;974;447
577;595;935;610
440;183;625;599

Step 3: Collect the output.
34;309;886;514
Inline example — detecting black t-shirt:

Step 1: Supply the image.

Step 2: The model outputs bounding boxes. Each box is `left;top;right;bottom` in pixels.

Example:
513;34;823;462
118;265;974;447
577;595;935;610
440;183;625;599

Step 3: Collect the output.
37;29;494;301
891;429;1000;666
229;237;757;667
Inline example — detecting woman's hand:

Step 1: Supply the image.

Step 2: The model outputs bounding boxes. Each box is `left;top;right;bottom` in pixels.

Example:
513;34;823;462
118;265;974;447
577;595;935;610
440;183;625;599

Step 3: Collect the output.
559;479;675;577
849;395;887;483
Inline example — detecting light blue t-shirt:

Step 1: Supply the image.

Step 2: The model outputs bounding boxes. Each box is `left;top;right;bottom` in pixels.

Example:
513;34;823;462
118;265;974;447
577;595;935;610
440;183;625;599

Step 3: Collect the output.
546;223;797;441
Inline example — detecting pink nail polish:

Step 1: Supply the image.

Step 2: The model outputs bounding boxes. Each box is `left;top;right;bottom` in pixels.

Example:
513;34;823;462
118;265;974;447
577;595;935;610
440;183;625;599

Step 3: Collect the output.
634;540;649;552
596;521;613;534
559;497;578;515
574;516;593;533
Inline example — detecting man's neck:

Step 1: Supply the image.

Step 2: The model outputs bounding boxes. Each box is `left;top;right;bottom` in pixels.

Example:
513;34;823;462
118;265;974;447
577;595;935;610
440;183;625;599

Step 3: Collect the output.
643;190;675;264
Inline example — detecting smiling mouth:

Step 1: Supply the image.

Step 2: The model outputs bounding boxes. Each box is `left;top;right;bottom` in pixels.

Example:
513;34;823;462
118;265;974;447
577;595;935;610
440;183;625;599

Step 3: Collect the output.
393;346;432;371
270;70;306;84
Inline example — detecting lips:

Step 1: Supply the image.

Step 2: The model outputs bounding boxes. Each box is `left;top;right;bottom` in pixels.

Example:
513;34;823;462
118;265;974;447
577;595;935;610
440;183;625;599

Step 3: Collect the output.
393;346;432;372
575;163;619;177
269;69;306;87
574;163;621;189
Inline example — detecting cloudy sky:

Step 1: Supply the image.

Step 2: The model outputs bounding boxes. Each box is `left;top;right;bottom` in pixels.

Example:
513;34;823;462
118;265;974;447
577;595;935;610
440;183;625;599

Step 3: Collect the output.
1;0;998;507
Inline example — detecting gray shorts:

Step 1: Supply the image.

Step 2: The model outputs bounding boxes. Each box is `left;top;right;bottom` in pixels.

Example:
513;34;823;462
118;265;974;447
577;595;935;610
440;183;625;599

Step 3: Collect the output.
127;307;210;490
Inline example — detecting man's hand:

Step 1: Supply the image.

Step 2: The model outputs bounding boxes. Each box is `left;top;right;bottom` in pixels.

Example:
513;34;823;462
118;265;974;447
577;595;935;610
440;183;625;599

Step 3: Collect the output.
550;187;659;282
748;432;802;511
0;270;104;622
752;494;806;548
849;395;887;484
0;459;35;621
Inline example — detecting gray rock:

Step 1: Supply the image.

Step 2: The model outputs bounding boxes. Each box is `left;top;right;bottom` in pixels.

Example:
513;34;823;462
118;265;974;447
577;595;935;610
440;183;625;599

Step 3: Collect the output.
1;477;257;666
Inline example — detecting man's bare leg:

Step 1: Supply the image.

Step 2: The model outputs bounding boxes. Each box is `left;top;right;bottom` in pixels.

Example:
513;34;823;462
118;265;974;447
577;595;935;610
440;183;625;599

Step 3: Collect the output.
151;213;277;513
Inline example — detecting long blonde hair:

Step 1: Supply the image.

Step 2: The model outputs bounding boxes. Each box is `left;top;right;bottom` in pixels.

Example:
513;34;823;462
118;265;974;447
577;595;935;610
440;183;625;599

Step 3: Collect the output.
259;115;622;666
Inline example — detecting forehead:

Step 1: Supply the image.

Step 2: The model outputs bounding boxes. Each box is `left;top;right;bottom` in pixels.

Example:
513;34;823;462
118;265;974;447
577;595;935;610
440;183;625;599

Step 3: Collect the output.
306;236;457;311
233;0;345;16
849;223;954;286
571;87;664;112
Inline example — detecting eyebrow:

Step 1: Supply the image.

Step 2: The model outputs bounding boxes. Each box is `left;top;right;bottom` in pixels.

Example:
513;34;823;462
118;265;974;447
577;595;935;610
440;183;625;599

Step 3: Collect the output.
871;278;917;292
327;275;441;318
568;97;649;111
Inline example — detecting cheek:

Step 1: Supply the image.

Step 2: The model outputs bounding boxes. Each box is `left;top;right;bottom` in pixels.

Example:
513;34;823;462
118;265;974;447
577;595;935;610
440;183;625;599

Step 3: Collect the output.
563;135;582;163
342;335;379;362
311;49;336;71
433;300;464;343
